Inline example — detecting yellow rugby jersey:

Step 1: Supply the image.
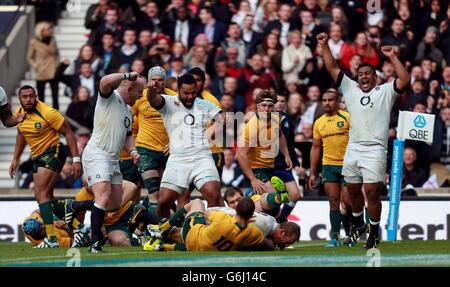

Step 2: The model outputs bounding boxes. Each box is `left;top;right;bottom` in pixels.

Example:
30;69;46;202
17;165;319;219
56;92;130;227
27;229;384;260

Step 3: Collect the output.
165;88;223;154
240;114;281;169
133;89;170;152
15;101;64;158
313;110;350;166
185;211;264;251
23;211;72;247
74;187;132;227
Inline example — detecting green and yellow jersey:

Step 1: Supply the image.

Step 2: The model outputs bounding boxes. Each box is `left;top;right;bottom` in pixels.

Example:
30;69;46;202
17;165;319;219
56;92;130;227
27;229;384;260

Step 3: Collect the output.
185;211;264;251
313;110;350;166
240;113;281;169
133;89;170;152
23;210;72;247
15;100;64;158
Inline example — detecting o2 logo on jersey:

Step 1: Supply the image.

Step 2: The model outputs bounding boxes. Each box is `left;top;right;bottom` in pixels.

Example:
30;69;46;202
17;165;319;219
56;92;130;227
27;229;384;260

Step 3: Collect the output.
124;117;131;128
360;96;374;108
184;114;195;126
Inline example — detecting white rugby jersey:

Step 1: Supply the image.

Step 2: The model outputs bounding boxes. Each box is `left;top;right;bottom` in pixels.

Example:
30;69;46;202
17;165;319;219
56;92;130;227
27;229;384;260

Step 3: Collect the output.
337;72;400;148
87;90;132;156
208;206;278;237
158;94;221;158
0;86;7;107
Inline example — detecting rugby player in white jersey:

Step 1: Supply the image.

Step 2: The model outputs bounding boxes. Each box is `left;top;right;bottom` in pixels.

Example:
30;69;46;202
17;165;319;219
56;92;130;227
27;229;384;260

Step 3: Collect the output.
0;86;26;127
82;71;144;252
146;72;222;218
317;32;410;249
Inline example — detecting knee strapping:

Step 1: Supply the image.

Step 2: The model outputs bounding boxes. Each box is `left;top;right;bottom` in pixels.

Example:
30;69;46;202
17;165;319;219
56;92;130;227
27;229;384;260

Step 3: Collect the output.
144;177;161;194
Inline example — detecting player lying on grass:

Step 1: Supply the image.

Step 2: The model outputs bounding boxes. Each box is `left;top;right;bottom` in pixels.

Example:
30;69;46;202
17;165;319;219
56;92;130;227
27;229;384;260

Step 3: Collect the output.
22;209;90;248
144;198;275;251
62;179;164;247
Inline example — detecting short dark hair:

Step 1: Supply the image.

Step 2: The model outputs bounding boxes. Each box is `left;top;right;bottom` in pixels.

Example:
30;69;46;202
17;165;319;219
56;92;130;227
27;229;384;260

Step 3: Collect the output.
357;63;375;74
79;60;91;66
200;7;213;16
102;30;115;38
414;100;427;108
224;187;243;204
18;85;36;95
235;197;255;220
177;73;196;88
188;67;206;82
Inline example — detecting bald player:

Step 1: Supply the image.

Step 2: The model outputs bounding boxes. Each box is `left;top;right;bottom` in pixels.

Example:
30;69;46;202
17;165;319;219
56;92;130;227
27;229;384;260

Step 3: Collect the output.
81;71;144;252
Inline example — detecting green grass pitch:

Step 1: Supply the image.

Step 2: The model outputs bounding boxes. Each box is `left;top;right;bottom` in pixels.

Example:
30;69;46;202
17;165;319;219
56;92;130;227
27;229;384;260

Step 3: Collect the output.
1;241;450;267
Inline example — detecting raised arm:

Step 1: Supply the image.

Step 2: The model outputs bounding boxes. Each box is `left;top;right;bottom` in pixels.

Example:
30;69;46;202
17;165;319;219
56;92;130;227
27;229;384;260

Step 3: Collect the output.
58;121;81;177
99;71;139;97
146;80;165;109
0;104;25;127
381;46;411;93
316;32;341;83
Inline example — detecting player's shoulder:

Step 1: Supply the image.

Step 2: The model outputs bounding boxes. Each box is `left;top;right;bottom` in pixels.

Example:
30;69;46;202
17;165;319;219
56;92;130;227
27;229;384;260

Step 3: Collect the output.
336;110;349;122
201;90;221;108
164;88;178;96
36;100;60;116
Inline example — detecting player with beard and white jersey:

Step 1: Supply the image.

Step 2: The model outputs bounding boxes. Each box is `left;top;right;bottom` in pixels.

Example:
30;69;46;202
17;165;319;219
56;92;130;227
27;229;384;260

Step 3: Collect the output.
146;72;223;218
317;32;410;249
81;71;144;253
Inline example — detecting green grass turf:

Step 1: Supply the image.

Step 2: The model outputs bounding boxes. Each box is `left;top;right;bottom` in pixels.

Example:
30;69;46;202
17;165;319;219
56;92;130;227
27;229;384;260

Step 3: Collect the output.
1;241;450;267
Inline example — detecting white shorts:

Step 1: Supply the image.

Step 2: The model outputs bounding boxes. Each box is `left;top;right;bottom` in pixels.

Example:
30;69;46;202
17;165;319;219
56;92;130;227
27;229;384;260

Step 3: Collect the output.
160;156;220;194
342;145;387;184
82;144;122;187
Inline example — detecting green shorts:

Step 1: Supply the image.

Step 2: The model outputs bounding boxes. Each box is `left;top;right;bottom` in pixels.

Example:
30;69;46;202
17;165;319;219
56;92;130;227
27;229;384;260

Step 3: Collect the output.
136;146;167;172
32;143;67;173
181;211;206;244
251;168;274;183
119;159;142;184
106;203;135;238
212;152;225;177
322;165;346;185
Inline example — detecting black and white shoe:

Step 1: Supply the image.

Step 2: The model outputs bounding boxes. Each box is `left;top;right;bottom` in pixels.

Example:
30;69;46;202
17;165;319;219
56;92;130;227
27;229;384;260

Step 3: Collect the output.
363;236;380;249
89;241;104;253
350;223;369;244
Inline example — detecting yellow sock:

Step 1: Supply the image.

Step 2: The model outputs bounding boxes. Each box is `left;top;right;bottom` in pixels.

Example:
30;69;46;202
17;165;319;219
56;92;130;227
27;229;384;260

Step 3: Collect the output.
274;195;282;205
45;224;57;240
160;221;172;233
163;243;175;251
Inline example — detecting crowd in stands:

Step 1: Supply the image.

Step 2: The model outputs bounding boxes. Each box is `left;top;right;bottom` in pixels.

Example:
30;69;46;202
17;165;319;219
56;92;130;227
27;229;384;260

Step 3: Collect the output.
21;0;450;194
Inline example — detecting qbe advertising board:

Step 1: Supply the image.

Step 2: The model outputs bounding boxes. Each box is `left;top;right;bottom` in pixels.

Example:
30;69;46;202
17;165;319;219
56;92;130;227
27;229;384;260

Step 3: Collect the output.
0;200;449;242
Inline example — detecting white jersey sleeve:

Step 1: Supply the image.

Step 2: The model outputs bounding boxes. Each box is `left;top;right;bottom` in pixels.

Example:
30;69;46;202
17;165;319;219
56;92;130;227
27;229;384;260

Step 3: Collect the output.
157;94;175;115
336;72;358;103
0;86;8;107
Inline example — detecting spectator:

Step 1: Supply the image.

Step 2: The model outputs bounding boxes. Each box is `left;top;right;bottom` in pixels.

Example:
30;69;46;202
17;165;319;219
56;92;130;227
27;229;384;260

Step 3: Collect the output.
164;6;192;49
68;44;100;77
257;33;283;79
76;127;91;159
130;58;146;77
345;53;362;80
287;92;303;127
404;80;428;111
220;22;247;66
147;34;173;70
340;31;380;71
135;1;162;35
220;93;235;113
171;41;188;59
65;86;94;131
96;31;121;77
253;0;279;33
138;29;153;61
117;28;142;71
242;14;263;57
56;60;99;98
27;21;60;110
231;0;252;27
296;85;323;133
264;4;295;47
195;7;228;47
380;18;415;65
221;149;245;187
402;147;428;191
224;47;244;79
224;77;245;112
238;53;276;108
89;7;123;51
282;30;313;83
440;66;450;91
299;10;324;51
85;0;110;30
167;57;186;78
327;22;348;61
185;44;208;71
209;60;228;99
415;26;444;64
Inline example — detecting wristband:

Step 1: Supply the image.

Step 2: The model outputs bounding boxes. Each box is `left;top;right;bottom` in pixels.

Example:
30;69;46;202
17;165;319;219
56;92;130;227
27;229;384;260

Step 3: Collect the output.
73;156;81;163
129;149;138;157
122;73;131;80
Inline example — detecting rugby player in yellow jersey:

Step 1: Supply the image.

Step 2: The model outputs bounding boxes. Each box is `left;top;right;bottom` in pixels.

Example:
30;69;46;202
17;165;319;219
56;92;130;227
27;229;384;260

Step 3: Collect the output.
309;89;352;247
237;89;292;196
133;67;171;205
9;85;81;248
146;198;274;251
